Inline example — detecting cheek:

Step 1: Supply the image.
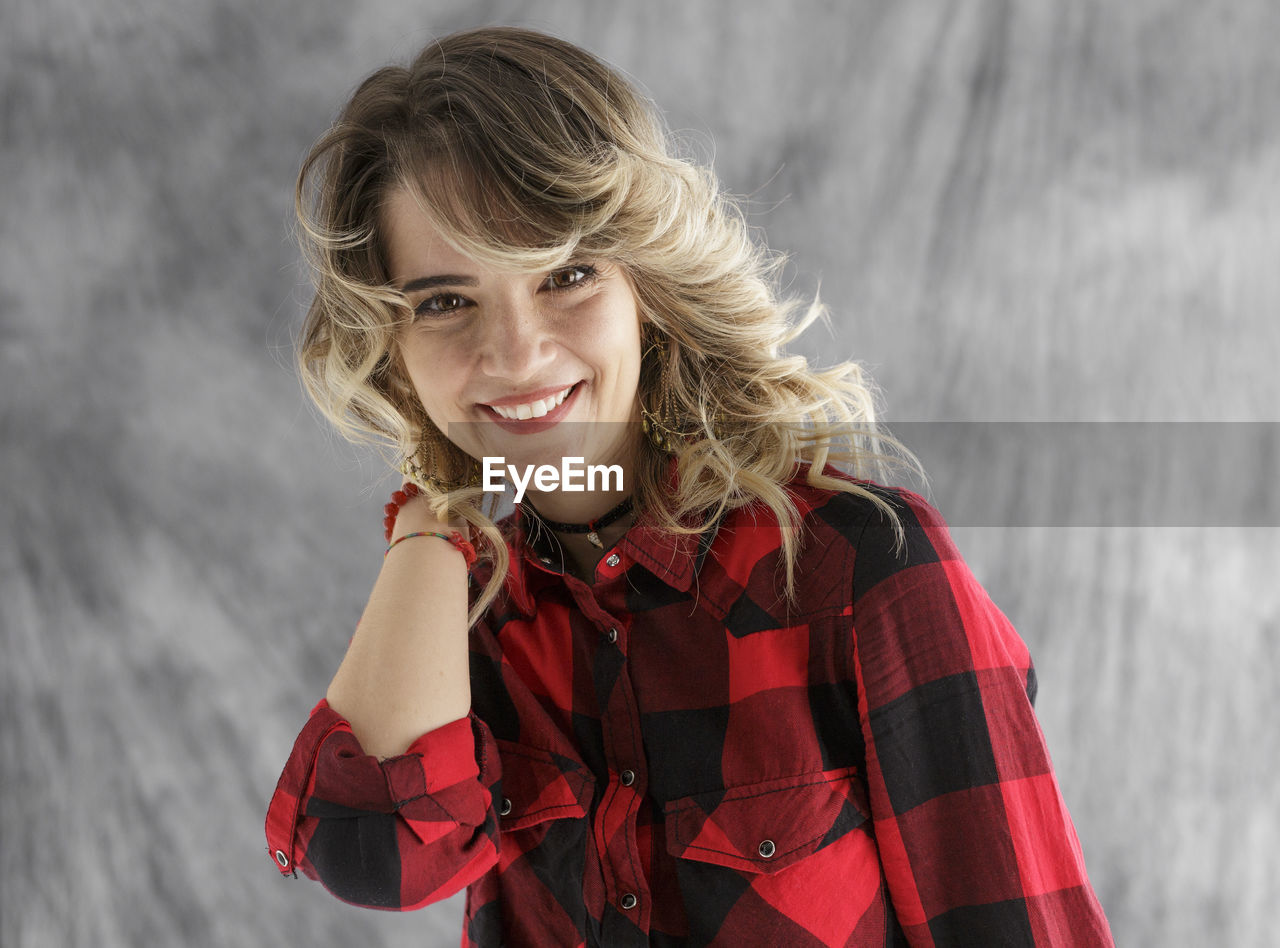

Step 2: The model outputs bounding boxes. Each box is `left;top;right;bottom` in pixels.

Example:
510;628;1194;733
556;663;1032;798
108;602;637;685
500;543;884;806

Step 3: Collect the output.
585;292;642;359
401;340;463;410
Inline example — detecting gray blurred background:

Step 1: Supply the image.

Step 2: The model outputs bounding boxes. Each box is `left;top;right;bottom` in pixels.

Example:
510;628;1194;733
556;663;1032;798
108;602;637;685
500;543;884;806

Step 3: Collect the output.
3;1;1278;945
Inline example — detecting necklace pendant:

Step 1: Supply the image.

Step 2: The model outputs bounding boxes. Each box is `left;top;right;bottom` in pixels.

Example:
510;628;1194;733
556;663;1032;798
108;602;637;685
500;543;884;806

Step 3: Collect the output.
586;530;603;549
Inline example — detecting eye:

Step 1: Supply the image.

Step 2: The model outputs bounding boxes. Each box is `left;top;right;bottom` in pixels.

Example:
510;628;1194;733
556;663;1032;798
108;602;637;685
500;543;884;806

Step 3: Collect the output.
544;264;597;291
414;292;470;317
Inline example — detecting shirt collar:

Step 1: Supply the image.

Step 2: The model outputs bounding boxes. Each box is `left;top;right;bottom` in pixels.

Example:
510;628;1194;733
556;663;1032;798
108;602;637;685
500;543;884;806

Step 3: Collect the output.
497;456;719;615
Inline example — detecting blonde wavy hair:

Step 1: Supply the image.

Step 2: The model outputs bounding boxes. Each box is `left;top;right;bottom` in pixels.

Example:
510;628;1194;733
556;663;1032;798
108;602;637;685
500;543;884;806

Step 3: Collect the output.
295;26;919;625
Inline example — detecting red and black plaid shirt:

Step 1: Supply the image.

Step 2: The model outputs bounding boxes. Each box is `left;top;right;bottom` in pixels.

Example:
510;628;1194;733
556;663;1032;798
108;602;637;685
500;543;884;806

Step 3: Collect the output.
266;470;1113;946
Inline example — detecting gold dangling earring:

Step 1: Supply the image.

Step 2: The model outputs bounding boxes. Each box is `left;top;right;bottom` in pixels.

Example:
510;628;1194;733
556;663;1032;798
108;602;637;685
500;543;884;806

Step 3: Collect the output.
640;339;729;448
640;339;681;452
400;405;479;492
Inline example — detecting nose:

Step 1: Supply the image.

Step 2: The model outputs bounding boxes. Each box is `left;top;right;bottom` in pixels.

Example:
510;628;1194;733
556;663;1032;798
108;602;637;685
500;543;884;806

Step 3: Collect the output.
477;292;555;381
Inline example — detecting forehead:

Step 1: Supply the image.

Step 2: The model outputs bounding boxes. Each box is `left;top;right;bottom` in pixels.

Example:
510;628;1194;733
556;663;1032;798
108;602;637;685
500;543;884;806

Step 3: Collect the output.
381;188;474;282
381;180;583;286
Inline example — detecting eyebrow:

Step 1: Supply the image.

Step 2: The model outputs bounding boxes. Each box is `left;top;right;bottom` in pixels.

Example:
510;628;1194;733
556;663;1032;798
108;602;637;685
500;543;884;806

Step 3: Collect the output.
399;274;479;294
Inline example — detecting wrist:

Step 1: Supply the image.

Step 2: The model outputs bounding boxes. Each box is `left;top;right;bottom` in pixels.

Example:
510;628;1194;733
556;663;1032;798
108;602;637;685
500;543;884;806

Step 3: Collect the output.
385;529;478;568
391;497;454;538
384;482;458;540
382;482;475;567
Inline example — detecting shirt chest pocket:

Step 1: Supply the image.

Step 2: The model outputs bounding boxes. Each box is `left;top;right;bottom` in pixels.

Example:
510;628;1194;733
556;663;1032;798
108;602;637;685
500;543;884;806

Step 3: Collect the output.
662;767;868;874
494;740;594;833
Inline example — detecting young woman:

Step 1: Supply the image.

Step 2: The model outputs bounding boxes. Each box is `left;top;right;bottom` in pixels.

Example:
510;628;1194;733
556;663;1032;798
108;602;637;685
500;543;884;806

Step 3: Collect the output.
266;27;1114;947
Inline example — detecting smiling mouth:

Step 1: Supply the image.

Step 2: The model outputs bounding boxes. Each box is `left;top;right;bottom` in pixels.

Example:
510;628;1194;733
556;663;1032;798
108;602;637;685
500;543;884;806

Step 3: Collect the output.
484;383;578;421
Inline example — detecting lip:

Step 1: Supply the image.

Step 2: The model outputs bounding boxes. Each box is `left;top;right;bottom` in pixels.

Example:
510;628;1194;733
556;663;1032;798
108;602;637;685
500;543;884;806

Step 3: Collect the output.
481;381;582;434
482;383;579;408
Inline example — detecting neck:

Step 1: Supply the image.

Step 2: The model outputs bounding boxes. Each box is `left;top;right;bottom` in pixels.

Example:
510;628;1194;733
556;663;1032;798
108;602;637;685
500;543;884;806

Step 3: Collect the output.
523;490;637;563
555;506;637;549
522;487;631;525
519;428;642;523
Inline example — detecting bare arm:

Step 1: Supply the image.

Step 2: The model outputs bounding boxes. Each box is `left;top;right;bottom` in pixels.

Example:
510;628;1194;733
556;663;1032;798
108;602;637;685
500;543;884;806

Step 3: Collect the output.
325;497;471;759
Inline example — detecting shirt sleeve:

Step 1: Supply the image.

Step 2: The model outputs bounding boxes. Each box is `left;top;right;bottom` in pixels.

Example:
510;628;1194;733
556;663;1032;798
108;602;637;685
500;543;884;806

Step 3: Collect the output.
264;698;501;910
850;488;1114;946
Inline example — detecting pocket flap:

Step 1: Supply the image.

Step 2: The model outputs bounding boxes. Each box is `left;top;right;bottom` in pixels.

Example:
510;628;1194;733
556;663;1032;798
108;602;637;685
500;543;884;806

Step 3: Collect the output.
496;740;593;831
664;768;866;873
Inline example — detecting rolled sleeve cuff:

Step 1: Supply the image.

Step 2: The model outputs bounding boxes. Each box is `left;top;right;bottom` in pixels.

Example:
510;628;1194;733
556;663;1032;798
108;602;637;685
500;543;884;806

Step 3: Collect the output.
265;700;489;877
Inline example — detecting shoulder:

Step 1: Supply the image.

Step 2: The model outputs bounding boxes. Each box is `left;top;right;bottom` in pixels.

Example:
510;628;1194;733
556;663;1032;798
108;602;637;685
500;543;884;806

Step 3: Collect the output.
708;464;955;557
786;465;957;553
783;467;979;612
700;466;959;613
801;473;1031;683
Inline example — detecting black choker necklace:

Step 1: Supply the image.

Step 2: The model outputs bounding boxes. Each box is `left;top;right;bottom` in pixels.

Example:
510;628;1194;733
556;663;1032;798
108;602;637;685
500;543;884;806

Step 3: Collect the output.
524;496;635;549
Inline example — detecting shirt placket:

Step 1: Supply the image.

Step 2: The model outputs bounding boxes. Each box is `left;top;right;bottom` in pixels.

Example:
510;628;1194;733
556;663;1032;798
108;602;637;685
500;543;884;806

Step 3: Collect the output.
565;554;651;946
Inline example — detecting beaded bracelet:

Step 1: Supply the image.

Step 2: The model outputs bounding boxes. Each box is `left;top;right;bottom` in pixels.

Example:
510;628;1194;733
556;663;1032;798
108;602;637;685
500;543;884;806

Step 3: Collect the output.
383;482;422;542
383;482;477;568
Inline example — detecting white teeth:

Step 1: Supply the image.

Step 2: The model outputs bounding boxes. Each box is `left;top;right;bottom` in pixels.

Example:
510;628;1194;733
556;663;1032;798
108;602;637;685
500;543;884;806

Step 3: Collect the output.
489;385;573;420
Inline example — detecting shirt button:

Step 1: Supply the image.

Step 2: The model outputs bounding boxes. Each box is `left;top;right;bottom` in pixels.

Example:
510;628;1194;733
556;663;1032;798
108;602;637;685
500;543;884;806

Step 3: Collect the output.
499;797;513;817
620;893;638;910
758;839;776;858
606;627;618;644
605;553;620;567
620;769;636;787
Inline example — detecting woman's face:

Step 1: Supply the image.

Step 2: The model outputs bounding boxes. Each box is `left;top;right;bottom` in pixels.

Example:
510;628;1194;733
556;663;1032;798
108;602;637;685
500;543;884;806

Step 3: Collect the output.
383;188;645;486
